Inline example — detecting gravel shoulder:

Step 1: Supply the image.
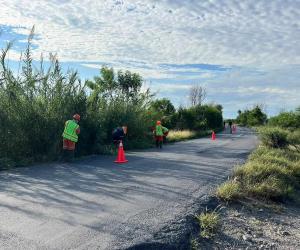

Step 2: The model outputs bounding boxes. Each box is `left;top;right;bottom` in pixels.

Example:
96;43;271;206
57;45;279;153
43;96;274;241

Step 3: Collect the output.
192;198;300;250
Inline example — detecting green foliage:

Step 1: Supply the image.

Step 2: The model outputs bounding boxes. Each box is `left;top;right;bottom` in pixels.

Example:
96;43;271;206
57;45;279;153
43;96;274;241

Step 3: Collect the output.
0;39;87;165
195;209;220;238
217;125;300;202
150;98;175;116
222;142;300;202
268;110;300;129
287;130;300;152
236;105;267;126
216;180;241;201
173;104;223;131
258;127;289;148
150;98;176;128
0;32;224;168
0;35;155;167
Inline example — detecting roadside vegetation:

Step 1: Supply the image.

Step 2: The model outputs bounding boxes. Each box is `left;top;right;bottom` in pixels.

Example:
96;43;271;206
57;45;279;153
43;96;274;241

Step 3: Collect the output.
0;30;224;169
217;107;300;202
167;130;211;143
190;107;300;248
217;128;300;202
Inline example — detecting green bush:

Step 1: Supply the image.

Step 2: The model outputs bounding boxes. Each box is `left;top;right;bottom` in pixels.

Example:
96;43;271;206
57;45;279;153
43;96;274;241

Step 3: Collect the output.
236;106;267;126
287;130;300;152
0;35;155;165
268;111;300;129
174;104;223;131
258;127;289;148
0;31;224;167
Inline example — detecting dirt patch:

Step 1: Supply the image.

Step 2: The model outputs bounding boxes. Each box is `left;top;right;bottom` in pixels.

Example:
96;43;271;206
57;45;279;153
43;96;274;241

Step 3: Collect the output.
192;199;300;249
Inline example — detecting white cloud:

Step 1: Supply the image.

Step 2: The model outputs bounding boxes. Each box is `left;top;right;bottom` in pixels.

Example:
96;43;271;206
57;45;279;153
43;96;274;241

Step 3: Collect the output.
0;0;299;117
81;62;216;80
0;0;299;67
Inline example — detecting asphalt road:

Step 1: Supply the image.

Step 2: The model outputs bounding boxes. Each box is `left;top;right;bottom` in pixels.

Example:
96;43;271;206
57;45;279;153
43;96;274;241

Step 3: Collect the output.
0;127;257;250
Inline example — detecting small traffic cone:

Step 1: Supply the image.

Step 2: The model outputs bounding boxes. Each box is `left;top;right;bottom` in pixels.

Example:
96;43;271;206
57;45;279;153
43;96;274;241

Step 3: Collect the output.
211;131;216;140
114;141;128;164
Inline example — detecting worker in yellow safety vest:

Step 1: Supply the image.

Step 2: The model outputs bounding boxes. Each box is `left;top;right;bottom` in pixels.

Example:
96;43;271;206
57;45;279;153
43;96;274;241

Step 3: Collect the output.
154;121;168;149
62;114;81;162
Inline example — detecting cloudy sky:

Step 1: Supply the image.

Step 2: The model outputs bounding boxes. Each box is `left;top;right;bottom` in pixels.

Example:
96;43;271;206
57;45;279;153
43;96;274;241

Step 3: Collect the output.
0;0;299;118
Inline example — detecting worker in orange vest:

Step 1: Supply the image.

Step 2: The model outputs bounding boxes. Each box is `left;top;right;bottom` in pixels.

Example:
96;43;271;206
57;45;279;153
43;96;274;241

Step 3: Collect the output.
62;114;81;162
154;121;168;149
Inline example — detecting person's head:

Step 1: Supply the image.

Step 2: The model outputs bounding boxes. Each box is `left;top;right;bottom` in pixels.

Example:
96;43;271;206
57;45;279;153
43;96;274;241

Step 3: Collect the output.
73;114;80;123
156;120;161;125
122;126;128;134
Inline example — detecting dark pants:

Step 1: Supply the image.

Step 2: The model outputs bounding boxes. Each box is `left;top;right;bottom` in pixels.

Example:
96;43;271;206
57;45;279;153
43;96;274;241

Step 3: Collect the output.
61;150;75;162
155;136;163;148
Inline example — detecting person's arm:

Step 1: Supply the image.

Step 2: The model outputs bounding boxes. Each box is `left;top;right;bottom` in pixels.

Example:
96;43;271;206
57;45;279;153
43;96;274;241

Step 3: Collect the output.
76;126;80;134
162;127;169;133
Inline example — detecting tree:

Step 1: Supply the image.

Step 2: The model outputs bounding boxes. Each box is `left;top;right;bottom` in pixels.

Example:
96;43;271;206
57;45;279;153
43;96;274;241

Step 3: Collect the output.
268;109;300;129
236;105;267;126
189;84;206;106
150;98;175;116
85;66;116;102
117;70;142;98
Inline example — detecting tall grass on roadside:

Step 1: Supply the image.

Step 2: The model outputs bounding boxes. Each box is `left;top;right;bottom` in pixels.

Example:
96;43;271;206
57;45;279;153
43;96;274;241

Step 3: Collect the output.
0;29;155;168
217;135;300;202
258;127;289;148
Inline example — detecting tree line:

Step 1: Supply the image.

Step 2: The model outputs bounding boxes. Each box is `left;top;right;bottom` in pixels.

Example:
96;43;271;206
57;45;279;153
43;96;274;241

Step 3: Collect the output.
0;34;224;168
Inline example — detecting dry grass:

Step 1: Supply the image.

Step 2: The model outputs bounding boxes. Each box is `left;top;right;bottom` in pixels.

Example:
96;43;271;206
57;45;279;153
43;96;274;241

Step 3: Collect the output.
167;130;210;143
167;130;197;142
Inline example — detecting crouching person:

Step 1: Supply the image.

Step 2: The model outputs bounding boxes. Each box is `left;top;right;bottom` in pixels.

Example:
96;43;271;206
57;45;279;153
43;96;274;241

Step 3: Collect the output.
112;126;127;147
155;121;168;149
62;114;80;162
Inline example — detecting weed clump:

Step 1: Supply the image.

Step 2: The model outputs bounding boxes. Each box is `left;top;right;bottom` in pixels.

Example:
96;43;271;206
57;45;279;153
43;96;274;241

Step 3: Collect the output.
195;208;220;239
216;180;241;201
258;127;288;148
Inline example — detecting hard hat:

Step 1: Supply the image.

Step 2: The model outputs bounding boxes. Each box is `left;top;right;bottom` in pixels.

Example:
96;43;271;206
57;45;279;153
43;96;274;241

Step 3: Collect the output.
73;114;81;121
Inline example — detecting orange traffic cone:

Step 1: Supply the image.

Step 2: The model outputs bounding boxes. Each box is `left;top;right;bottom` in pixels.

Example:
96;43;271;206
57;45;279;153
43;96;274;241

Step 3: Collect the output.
212;131;216;140
114;141;128;163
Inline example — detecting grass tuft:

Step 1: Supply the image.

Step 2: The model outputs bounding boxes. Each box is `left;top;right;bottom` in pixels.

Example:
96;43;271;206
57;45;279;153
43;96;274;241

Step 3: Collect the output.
216;180;241;201
195;209;220;239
